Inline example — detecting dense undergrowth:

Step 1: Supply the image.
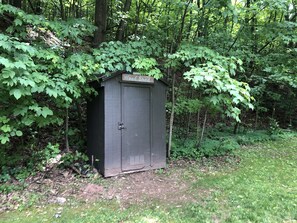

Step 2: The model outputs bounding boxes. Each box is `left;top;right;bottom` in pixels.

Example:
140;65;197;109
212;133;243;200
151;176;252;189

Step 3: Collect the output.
1;121;296;194
0;143;90;193
171;125;297;159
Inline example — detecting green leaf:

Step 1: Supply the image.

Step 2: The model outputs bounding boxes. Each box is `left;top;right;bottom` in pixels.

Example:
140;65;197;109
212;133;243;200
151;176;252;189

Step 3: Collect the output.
2;69;15;78
13;107;28;116
1;125;11;132
0;57;11;67
0;41;12;51
40;107;53;118
14;18;23;26
14;61;26;69
10;89;22;100
16;130;23;137
21;117;34;126
0;135;10;144
46;88;58;98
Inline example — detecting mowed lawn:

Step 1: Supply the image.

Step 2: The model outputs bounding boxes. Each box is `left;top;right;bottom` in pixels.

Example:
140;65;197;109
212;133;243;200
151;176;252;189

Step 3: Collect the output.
1;137;297;223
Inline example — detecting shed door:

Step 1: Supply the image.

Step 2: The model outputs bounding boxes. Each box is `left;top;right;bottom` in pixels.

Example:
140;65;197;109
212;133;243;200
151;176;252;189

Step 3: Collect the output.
121;85;151;171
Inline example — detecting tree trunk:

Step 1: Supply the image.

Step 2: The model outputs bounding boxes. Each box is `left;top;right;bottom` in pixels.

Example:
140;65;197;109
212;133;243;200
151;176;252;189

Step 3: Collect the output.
255;109;258;129
59;0;66;20
197;109;207;147
133;0;142;36
168;71;176;158
196;109;201;143
10;0;22;8
93;0;107;47
75;101;85;140
177;0;190;45
65;107;70;152
116;0;132;41
233;121;240;134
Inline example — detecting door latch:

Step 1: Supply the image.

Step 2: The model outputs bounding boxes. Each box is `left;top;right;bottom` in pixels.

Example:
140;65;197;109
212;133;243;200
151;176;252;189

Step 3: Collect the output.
118;122;126;130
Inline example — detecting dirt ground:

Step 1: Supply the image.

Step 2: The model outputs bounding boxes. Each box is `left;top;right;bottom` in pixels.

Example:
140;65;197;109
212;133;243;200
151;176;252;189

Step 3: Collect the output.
0;158;235;213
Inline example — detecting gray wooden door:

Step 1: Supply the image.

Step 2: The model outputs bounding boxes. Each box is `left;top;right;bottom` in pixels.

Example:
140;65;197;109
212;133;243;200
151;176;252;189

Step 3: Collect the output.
121;85;151;171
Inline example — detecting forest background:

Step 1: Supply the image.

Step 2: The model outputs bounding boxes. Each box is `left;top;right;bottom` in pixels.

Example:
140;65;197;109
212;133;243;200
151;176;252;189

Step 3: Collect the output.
0;0;296;185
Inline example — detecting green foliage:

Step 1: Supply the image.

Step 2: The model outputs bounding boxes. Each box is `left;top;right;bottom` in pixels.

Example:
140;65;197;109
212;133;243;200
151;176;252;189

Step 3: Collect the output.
168;44;254;122
0;0;296;185
92;40;163;77
199;138;240;158
0;4;96;45
0;4;98;144
32;143;60;169
171;124;297;160
171;138;200;160
233;131;273;145
0;143;60;193
171;136;240;160
59;150;89;169
174;98;202;115
0;5;166;145
268;118;282;135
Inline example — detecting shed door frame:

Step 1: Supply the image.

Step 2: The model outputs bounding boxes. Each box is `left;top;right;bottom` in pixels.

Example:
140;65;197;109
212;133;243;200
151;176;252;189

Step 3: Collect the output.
120;83;153;172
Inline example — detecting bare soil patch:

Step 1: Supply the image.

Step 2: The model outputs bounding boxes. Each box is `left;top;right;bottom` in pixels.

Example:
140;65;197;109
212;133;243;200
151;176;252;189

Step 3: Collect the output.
0;157;237;212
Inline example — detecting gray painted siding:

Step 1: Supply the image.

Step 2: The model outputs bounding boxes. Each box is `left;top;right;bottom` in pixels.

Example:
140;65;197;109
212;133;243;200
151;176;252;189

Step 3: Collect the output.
151;81;167;167
103;77;122;175
88;73;167;177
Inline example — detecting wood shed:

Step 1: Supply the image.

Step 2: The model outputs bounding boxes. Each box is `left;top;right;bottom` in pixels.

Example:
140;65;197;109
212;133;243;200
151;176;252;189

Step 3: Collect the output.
87;71;167;177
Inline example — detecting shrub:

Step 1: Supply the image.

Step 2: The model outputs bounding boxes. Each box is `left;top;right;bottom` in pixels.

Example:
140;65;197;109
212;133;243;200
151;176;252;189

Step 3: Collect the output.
171;136;240;160
199;138;240;157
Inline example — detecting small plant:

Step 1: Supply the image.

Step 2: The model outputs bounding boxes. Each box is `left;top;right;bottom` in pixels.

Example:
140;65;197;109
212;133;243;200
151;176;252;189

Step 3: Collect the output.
268;118;281;135
155;168;165;175
59;150;91;175
28;143;61;172
60;150;88;167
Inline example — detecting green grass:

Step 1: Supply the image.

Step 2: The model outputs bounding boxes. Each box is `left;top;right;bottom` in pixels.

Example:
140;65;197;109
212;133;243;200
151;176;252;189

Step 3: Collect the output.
1;138;297;223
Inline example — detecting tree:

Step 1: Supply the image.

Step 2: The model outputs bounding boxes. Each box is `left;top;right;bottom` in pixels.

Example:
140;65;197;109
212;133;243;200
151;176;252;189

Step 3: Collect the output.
93;0;107;46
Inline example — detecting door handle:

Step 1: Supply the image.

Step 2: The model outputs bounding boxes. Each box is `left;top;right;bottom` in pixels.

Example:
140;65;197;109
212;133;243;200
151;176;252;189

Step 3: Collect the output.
118;122;126;130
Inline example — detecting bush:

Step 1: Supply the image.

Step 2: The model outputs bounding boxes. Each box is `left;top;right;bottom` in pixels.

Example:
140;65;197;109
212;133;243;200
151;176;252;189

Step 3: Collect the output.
235;130;272;145
171;125;297;160
171;138;201;160
171;136;240;160
199;138;240;157
0;143;60;189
